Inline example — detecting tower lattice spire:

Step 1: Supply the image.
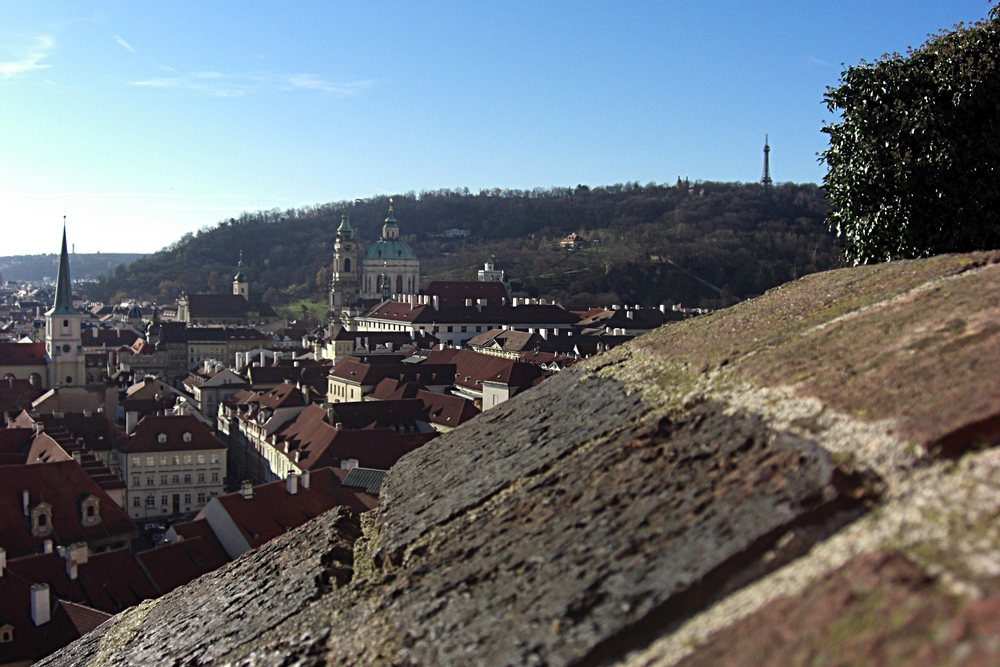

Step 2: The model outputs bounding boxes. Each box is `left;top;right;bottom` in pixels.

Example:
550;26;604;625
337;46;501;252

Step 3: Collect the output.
761;134;773;191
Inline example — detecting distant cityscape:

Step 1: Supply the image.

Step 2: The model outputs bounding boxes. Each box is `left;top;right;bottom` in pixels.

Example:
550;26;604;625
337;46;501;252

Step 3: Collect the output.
0;209;705;664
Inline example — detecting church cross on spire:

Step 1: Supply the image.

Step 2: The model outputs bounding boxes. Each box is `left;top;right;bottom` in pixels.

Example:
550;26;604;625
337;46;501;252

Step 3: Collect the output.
50;217;78;315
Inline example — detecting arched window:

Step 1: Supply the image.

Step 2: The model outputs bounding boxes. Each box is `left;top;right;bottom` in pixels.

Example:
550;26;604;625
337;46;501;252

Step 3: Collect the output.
377;275;384;293
396;275;403;293
344;258;351;273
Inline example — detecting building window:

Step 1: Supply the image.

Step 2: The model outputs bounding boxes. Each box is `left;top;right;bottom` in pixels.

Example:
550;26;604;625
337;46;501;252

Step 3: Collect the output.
172;474;180;484
211;453;219;464
184;455;192;464
161;475;168;485
211;472;219;482
132;456;141;468
198;472;205;483
145;495;155;507
184;474;192;484
447;326;453;332
476;326;482;332
197;492;206;504
132;476;140;487
184;493;192;504
461;326;467;332
161;495;168;506
133;497;141;507
197;454;205;464
173;456;180;465
160;456;167;465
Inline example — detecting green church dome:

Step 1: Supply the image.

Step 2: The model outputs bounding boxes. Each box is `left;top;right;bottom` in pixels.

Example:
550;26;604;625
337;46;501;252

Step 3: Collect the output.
365;239;418;261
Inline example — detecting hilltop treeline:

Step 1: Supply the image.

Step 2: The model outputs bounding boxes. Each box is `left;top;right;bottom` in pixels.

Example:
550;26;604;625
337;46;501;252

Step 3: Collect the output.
88;181;839;310
1;253;147;283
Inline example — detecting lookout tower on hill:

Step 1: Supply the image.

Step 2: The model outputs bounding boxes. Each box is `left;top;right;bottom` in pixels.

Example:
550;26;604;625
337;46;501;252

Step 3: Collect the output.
761;134;773;192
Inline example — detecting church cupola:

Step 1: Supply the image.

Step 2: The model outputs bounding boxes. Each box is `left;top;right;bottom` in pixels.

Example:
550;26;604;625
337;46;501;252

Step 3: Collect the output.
382;200;400;240
337;213;355;242
233;251;249;298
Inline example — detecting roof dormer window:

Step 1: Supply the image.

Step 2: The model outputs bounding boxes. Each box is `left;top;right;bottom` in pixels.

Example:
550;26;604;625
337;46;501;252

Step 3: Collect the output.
31;502;53;537
0;624;13;644
80;495;100;527
157;433;167;444
183;432;192;443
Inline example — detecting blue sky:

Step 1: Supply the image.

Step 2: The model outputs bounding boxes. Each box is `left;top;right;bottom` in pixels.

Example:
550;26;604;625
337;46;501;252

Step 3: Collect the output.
1;1;993;254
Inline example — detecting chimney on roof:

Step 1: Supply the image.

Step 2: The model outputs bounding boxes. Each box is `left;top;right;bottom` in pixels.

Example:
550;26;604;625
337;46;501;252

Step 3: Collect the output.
660;304;667;313
465;298;472;307
43;540;52;554
626;310;634;320
22;490;29;516
92;328;98;338
72;450;81;463
340;458;359;470
66;542;88;566
125;411;139;435
286;473;299;495
540;329;548;340
0;547;5;577
301;469;310;490
432;295;439;311
82;409;91;418
31;583;50;626
240;480;254;500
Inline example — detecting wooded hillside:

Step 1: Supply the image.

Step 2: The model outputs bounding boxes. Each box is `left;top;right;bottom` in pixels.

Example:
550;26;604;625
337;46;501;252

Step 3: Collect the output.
88;181;839;310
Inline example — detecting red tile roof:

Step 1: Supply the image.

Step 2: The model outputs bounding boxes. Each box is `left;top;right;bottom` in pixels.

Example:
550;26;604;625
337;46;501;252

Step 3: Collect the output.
423;349;544;391
0;378;41;414
274;405;434;471
4;548;158;615
0;574;102;664
0;461;137;558
137;534;231;595
208;468;372;550
58;600;112;636
120;415;227;454
371;378;423;400
0;342;46;366
417;390;480;428
423;281;509;307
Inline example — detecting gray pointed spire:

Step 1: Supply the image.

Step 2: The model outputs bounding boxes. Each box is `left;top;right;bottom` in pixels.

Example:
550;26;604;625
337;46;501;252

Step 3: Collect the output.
49;218;78;316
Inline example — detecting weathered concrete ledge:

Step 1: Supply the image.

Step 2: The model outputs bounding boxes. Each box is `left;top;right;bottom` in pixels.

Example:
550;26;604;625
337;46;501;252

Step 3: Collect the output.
43;252;1000;666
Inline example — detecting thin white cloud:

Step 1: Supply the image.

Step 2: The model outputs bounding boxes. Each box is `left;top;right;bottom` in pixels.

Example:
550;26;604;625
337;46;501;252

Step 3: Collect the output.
0;34;54;78
130;72;262;97
129;65;373;98
286;74;374;95
114;35;136;54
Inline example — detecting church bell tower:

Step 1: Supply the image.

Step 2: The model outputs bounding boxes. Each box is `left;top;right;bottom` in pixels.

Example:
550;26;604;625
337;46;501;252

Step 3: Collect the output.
329;213;360;314
45;219;85;387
